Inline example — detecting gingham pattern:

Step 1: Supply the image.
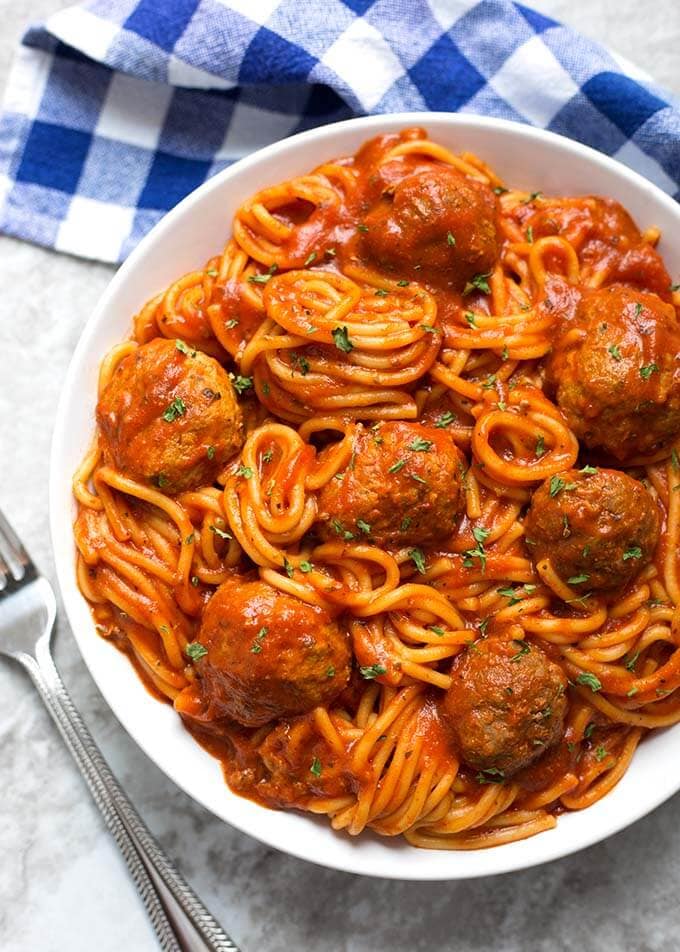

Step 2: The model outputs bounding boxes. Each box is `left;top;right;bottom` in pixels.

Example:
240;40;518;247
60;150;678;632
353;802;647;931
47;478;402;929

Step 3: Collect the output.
0;0;679;263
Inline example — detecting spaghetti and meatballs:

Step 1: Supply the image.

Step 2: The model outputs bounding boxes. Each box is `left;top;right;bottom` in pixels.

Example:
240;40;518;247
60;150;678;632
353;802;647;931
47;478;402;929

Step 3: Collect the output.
73;128;680;851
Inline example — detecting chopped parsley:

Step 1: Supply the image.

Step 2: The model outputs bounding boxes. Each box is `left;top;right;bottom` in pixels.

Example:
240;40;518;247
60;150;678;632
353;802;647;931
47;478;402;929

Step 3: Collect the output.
623;546;642;561
640;363;659;380
356;223;369;233
463;272;492;296
568;574;590;585
434;410;456;428
225;318;239;329
207;445;216;460
283;558;294;578
671;448;679;472
290;352;310;376
331;519;354;541
608;344;622;361
408;437;433;452
510;640;530;662
464;311;477;328
463;526;490;572
584;722;596;739
360;664;387;680
304;251;317;266
400;516;411;531
262;449;274;463
299;561;314;573
162;396;186;422
634;302;643;318
375;288;389;298
388;459;406;473
497;584;536;606
248;263;277;285
175;339;196;357
476;767;505;784
576;672;602;692
232;375;253;394
356;519;372;535
526;226;534;244
428;625;445;636
185;642;208;662
332;325;354;353
250;626;268;654
580;465;598;474
411;473;428;485
549;476;576;497
326;665;335;678
481;374;497;390
310;757;322;777
594;745;607;762
535;435;545;458
397;279;410;287
447;231;456;247
236;465;253;479
209;524;231;540
408;548;427;574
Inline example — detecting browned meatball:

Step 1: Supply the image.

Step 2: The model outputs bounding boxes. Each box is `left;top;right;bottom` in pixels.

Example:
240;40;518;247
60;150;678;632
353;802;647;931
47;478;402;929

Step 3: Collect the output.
524;467;659;592
360;165;498;290
316;421;466;548
97;337;243;492
546;286;680;460
195;578;351;727
442;634;568;776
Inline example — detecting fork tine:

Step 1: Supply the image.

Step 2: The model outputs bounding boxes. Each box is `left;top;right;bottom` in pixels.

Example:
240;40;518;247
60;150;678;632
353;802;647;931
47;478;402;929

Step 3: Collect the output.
0;550;7;592
0;507;29;582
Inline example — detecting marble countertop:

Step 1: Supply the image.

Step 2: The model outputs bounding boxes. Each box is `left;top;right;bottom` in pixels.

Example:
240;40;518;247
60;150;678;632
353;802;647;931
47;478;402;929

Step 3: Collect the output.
2;2;680;950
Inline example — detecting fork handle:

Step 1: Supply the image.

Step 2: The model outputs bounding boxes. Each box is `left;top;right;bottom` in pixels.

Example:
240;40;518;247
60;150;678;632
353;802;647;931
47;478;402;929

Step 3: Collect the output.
19;643;240;952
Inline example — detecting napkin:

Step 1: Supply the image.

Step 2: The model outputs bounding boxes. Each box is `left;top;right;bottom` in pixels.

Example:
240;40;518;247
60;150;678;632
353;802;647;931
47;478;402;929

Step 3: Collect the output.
0;0;678;263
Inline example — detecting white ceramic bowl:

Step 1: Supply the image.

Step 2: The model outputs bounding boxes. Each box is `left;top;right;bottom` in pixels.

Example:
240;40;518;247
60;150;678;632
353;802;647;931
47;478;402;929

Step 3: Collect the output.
50;113;680;880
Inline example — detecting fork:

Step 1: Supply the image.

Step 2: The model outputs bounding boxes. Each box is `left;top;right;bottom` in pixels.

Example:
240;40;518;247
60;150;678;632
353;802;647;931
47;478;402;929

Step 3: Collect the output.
0;506;241;952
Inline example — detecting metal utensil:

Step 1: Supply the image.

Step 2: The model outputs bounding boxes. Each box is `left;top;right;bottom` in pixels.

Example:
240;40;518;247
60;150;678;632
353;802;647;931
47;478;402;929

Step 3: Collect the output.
0;506;240;952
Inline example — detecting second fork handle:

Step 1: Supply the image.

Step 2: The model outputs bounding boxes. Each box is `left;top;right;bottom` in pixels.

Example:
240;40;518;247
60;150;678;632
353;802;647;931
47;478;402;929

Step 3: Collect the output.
24;642;239;951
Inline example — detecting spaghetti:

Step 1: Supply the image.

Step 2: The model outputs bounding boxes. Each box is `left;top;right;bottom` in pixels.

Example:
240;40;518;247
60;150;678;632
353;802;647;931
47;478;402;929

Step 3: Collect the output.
73;127;680;851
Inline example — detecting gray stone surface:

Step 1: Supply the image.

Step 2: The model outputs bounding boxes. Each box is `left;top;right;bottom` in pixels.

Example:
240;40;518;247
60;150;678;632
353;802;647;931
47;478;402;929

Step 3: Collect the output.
1;2;679;950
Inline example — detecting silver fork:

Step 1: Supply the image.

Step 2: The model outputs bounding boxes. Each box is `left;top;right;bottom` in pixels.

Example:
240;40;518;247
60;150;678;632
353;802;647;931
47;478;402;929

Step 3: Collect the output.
0;507;241;952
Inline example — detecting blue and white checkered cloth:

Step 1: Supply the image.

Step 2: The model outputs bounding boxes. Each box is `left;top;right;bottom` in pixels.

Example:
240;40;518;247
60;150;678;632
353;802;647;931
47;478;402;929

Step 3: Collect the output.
0;0;679;263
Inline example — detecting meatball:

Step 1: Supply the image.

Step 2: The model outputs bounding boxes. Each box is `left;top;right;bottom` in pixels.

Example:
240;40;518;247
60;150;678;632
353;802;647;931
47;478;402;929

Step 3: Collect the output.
442;634;567;776
97;337;243;493
195;578;351;727
546;286;680;460
316;421;466;548
360;165;498;290
524;467;659;592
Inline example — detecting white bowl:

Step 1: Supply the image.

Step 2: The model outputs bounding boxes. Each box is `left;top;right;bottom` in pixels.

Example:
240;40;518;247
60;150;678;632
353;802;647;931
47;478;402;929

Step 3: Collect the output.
50;113;680;880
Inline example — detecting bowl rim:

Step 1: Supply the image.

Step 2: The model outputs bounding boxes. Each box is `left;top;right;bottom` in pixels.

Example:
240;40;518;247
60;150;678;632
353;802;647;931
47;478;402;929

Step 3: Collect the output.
49;111;680;880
